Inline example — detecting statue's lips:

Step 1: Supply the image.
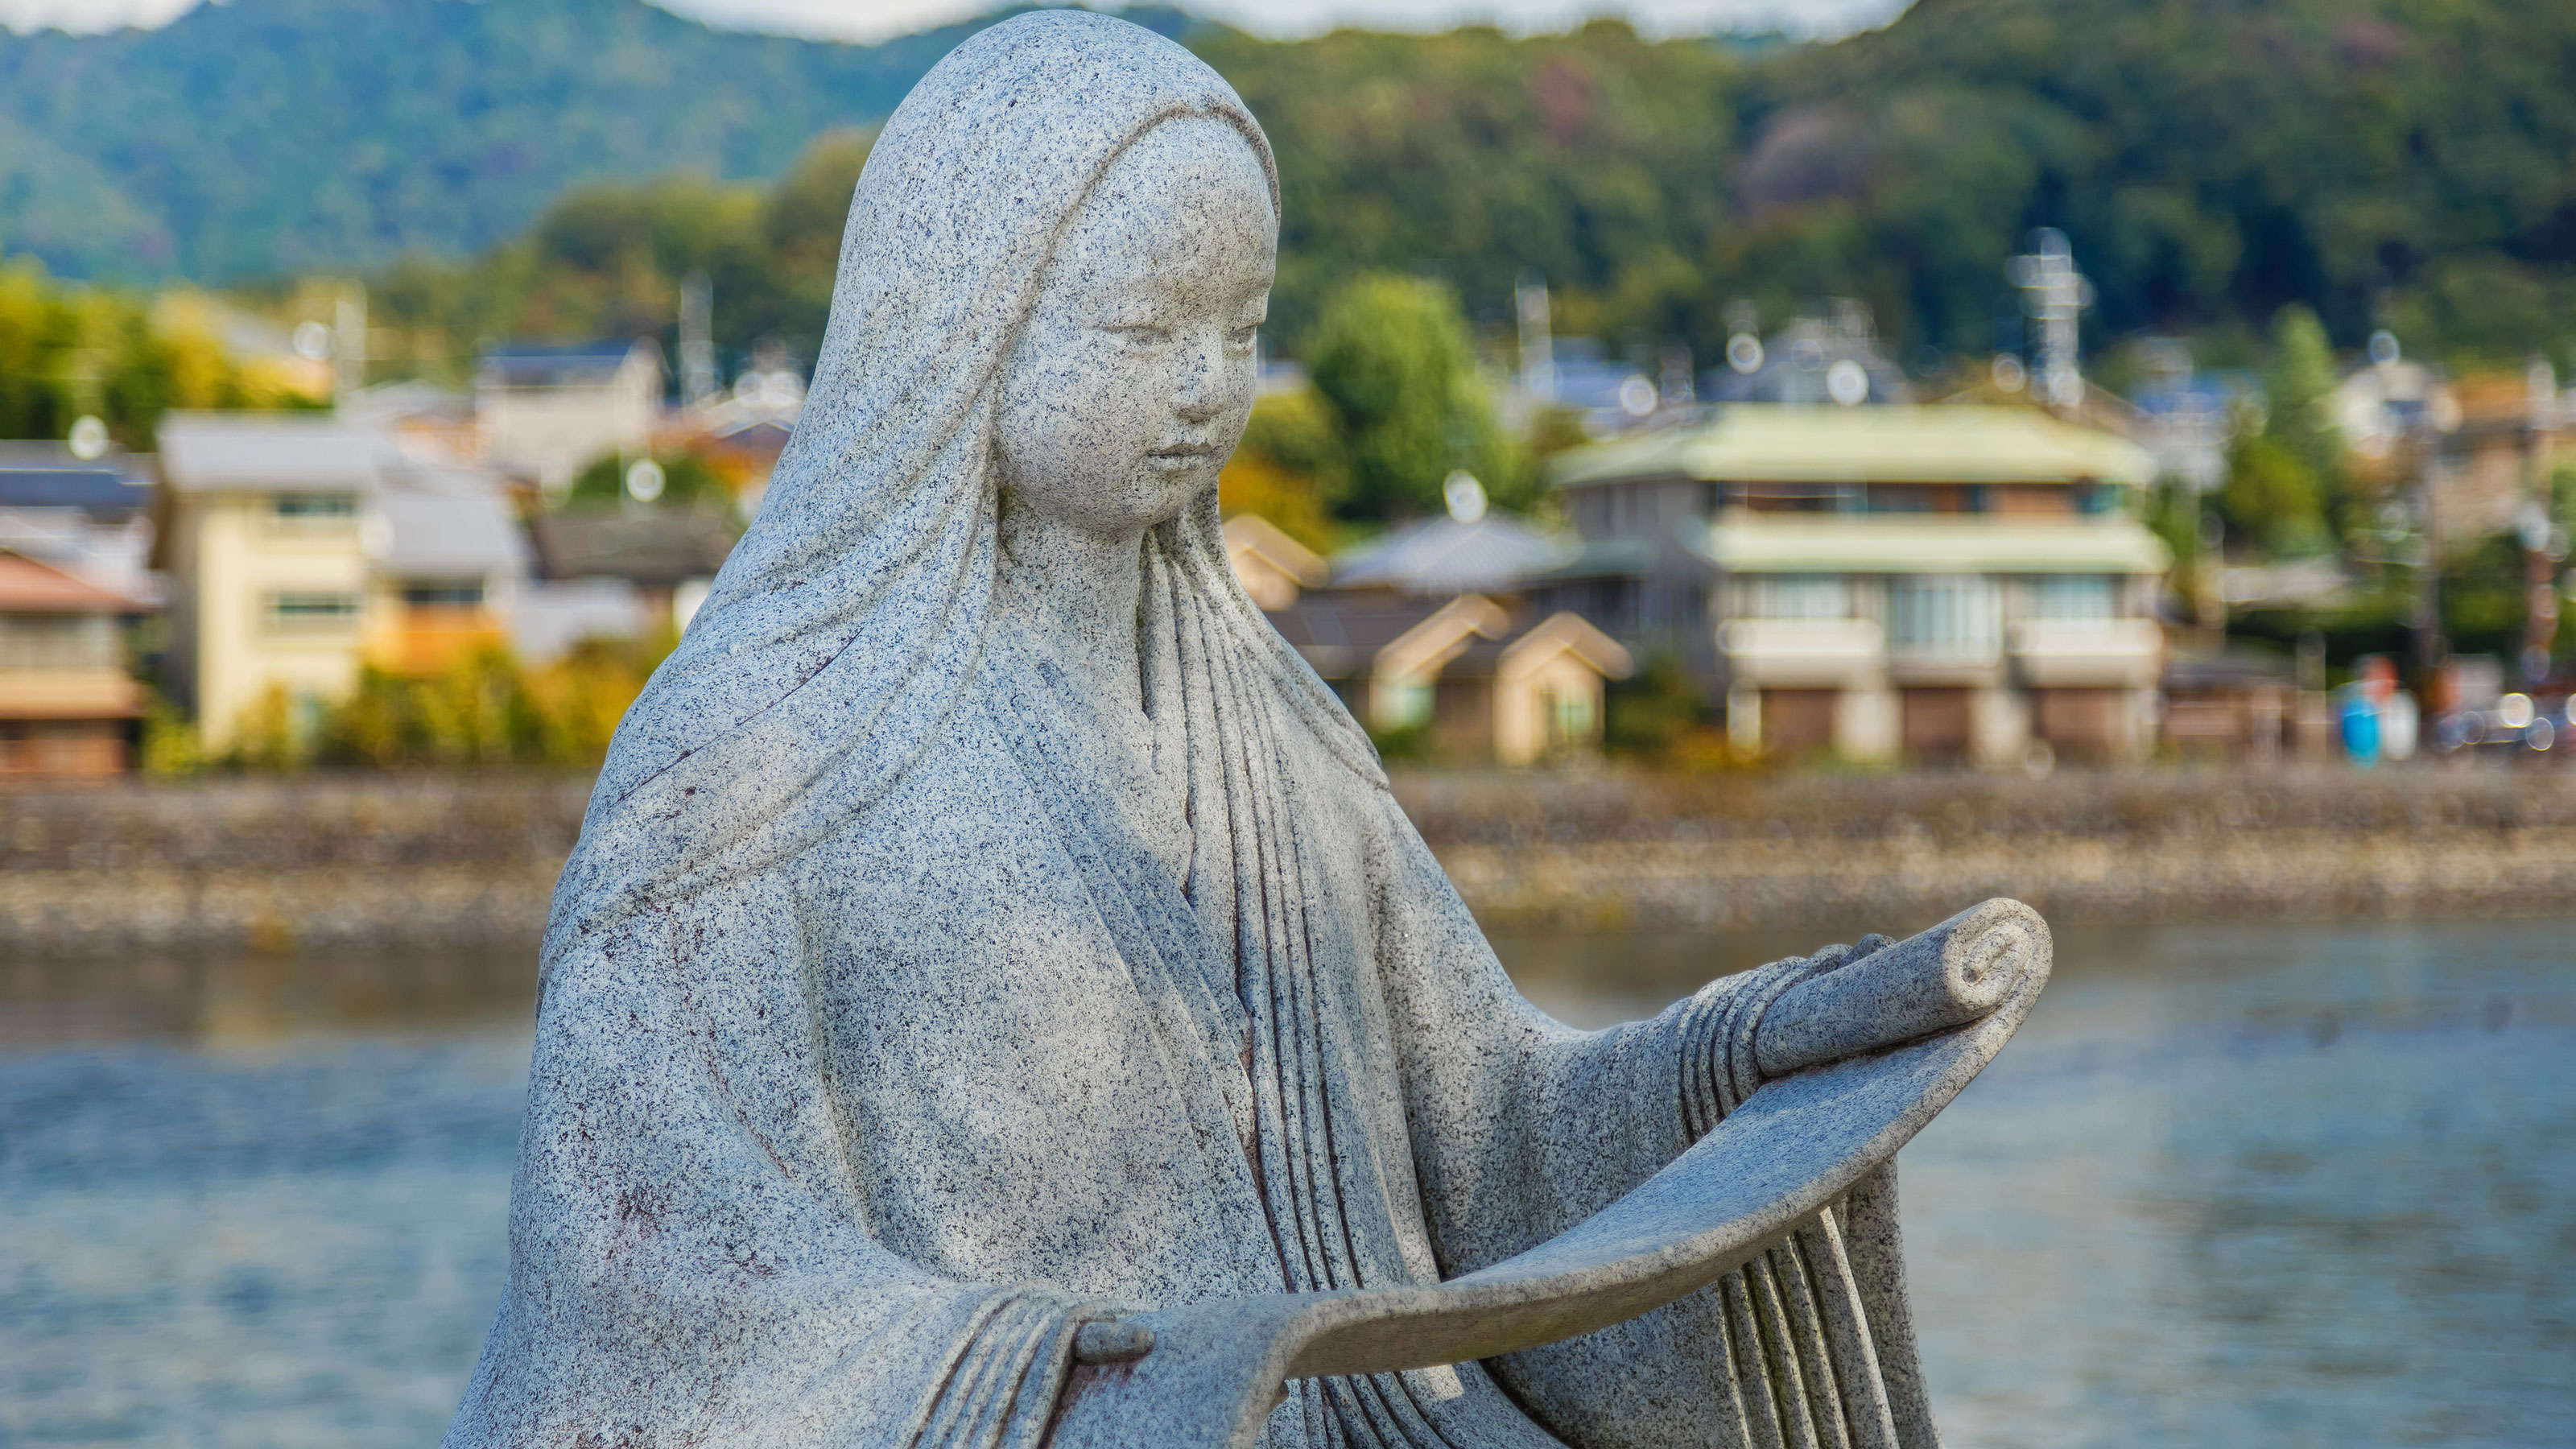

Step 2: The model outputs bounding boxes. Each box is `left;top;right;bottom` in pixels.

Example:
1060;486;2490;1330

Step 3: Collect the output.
1146;444;1221;465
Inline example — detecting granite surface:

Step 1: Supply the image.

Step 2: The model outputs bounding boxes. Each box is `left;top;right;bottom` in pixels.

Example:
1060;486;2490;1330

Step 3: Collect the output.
442;14;2043;1448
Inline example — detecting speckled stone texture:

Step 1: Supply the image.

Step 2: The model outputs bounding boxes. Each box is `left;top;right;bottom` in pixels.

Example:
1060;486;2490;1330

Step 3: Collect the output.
442;14;2046;1449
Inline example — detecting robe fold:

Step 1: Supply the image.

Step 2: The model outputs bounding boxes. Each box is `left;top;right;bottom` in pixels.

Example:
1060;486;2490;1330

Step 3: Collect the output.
443;14;1942;1448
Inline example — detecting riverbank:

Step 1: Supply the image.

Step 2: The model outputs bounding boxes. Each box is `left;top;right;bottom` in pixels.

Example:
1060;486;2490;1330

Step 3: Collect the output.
8;765;2576;956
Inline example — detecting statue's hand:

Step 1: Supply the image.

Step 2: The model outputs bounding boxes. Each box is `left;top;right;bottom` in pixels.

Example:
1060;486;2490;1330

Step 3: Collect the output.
1752;899;2046;1076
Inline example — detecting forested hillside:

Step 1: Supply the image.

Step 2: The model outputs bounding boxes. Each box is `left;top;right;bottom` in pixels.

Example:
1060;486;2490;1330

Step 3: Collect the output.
6;0;2576;367
0;0;1179;280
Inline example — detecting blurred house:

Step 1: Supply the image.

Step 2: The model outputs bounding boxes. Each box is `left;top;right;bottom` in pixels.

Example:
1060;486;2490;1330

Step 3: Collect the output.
156;413;546;749
1327;507;1572;598
1230;506;1629;765
1542;403;2168;764
475;340;663;494
1221;514;1326;610
1700;306;1913;409
2161;647;2299;763
0;551;147;777
524;506;737;637
0;444;160;601
663;351;807;517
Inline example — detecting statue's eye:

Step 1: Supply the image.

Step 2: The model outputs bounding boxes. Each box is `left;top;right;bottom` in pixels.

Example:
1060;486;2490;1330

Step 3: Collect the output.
1099;323;1170;347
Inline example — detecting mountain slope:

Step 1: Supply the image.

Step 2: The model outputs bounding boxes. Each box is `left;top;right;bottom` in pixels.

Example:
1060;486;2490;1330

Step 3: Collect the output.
0;0;1183;280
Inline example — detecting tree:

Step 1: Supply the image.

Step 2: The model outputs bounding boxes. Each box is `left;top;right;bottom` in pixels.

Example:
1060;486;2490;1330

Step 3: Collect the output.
1219;388;1348;550
2264;305;2345;509
2219;434;2329;559
0;261;303;447
1303;275;1524;522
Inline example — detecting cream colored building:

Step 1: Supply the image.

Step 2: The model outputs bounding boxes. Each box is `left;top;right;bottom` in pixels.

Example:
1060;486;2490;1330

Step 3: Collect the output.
476;340;664;495
157;413;538;751
158;415;383;749
1544;404;2169;765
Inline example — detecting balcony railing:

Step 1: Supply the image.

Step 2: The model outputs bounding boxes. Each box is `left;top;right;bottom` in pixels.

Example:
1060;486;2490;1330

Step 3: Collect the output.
2007;618;2164;687
1716;617;1884;687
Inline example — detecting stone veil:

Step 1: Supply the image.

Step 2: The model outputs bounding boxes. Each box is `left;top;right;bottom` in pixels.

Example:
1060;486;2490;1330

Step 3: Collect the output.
445;13;1942;1449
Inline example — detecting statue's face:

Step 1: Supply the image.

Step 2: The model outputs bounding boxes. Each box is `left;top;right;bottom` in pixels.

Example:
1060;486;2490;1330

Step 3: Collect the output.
995;115;1275;539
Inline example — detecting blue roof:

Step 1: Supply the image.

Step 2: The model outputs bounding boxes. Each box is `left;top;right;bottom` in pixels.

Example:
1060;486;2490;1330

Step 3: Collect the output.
0;460;151;515
478;340;655;386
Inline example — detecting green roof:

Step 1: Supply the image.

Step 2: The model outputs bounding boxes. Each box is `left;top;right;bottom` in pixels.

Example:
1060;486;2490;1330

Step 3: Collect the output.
1706;514;2172;575
1553;403;2160;489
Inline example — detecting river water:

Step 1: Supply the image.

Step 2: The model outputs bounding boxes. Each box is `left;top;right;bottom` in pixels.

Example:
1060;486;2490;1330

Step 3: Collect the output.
2;919;2570;1447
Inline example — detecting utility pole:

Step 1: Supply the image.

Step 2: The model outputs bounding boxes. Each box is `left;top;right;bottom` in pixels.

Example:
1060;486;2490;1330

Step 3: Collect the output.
679;272;718;411
2410;386;2446;698
2007;229;2091;415
1515;275;1554;404
333;284;366;404
2522;355;2561;687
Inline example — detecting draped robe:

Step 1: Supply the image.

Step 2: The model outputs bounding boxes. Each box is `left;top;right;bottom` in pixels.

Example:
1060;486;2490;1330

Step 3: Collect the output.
444;14;1941;1449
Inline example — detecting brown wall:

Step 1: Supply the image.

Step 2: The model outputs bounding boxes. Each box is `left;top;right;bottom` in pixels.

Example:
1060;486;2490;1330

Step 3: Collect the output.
2034;688;2124;758
1901;688;1972;758
1760;689;1837;755
0;720;128;778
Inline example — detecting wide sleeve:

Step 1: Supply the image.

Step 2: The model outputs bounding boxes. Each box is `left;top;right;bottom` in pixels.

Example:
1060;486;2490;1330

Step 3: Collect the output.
441;874;1099;1449
1366;806;1940;1449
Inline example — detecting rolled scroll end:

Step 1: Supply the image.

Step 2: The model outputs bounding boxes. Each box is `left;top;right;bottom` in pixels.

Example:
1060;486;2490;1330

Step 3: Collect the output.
1072;1319;1158;1364
1753;898;2050;1077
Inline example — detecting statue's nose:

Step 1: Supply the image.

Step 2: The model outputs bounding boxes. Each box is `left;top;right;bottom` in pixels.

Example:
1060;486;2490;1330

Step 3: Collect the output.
1174;333;1225;422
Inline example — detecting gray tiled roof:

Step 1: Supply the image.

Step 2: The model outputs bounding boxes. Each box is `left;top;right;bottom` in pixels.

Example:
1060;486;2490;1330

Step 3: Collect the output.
159;412;392;493
1328;514;1573;597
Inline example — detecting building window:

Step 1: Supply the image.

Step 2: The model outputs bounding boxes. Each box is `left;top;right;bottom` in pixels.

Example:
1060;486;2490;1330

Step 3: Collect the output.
1744;574;1851;620
267;592;361;632
1886;575;2001;654
401;580;485;609
1373;676;1433;730
271;493;359;522
2030;575;2118;619
1547;689;1596;744
0;613;115;670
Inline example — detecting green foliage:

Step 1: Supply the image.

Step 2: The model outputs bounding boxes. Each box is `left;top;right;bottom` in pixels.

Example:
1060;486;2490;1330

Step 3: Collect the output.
2264;305;2346;501
2211;304;2347;560
1304;275;1525;521
2436;534;2534;663
1219;389;1348;550
225;683;313;774
1195;19;1740;346
1238;388;1348;498
19;0;2576;372
188;636;669;773
1365;720;1434;763
0;261;294;447
369;129;877;373
138;693;204;778
0;0;1174;283
2219;435;2330;559
567;448;732;510
1602;653;1705;760
306;641;666;769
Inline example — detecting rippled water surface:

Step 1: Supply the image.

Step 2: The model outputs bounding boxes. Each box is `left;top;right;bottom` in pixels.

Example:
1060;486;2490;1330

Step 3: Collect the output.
3;920;2571;1447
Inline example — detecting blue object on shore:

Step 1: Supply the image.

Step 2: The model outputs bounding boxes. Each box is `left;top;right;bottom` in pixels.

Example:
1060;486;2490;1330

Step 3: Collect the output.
2339;685;2382;764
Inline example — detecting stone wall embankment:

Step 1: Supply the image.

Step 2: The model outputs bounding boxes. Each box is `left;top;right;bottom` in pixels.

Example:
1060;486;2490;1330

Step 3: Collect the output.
1394;766;2576;933
0;774;592;957
6;766;2575;957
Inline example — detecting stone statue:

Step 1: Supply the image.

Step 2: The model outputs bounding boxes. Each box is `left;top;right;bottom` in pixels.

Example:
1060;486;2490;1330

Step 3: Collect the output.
443;14;2049;1449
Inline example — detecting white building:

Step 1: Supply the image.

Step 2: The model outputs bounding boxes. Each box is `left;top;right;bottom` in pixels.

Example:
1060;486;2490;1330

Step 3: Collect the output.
474;340;663;496
1541;404;2169;765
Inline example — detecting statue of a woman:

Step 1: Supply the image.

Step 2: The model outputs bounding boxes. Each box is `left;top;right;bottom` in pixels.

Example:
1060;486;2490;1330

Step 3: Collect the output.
446;14;2040;1449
